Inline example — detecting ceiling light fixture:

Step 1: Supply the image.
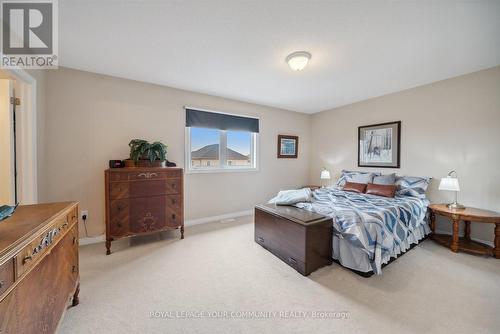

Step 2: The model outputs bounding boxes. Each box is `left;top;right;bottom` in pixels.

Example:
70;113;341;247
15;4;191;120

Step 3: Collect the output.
286;51;311;71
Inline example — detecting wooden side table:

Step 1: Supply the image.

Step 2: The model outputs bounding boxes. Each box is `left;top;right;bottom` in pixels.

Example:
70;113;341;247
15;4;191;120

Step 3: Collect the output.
428;204;500;258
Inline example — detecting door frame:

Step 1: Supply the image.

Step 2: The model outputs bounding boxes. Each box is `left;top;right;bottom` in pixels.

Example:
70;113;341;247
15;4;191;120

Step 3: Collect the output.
5;69;38;204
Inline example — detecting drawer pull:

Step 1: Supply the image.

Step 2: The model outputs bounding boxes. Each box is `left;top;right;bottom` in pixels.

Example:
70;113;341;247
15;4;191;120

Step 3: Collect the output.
73;236;77;245
23;256;33;264
138;172;158;179
171;213;176;220
0;280;4;289
72;265;77;273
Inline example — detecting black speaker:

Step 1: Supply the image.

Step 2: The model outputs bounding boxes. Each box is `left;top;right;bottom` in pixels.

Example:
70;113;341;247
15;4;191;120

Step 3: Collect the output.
109;160;124;168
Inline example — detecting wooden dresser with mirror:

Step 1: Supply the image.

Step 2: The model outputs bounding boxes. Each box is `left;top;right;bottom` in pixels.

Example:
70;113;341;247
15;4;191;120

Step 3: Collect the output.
105;167;184;254
0;202;80;334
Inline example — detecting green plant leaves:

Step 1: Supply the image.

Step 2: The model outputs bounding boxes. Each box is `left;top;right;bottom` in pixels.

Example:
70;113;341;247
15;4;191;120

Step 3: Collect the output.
128;139;168;162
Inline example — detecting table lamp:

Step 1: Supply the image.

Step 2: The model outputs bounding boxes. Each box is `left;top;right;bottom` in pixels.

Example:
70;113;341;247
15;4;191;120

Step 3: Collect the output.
438;170;465;209
320;168;331;188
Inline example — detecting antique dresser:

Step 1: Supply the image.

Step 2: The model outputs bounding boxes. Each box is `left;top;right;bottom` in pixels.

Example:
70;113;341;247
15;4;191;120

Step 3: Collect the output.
105;167;184;254
0;202;80;334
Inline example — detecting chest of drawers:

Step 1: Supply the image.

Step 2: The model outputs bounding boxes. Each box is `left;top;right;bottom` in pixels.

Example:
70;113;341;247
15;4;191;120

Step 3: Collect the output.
105;167;184;254
0;202;80;334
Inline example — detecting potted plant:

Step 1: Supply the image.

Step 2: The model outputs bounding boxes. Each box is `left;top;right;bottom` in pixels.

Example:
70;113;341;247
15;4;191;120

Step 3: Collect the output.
124;139;168;167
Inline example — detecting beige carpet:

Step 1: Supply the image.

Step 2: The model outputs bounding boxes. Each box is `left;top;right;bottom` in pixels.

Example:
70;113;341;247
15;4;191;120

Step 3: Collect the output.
59;216;500;334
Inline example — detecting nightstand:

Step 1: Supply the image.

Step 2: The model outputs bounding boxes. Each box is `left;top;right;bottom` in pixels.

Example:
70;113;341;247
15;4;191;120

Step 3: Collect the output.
429;204;500;258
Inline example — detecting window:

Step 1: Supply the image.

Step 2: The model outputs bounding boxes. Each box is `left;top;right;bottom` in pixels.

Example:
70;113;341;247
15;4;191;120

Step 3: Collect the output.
185;108;259;172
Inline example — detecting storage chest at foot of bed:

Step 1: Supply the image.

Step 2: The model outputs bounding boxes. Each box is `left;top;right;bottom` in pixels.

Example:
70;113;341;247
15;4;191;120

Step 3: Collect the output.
254;203;333;276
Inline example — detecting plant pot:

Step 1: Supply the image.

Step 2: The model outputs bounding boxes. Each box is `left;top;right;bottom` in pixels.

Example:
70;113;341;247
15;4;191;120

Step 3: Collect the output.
123;159;166;168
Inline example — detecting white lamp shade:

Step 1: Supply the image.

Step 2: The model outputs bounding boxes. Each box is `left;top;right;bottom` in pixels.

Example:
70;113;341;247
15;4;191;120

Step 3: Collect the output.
320;169;331;180
439;177;460;192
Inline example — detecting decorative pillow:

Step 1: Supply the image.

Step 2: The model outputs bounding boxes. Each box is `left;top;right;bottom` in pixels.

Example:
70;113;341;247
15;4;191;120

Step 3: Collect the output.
336;170;380;187
366;183;396;198
343;182;367;194
373;173;396;185
395;176;431;198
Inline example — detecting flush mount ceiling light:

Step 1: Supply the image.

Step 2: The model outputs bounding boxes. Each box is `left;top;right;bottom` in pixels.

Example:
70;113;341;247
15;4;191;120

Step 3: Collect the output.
286;51;311;71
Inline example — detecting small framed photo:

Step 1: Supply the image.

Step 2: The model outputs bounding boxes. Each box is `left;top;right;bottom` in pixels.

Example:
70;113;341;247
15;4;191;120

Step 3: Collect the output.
277;135;298;159
358;121;401;168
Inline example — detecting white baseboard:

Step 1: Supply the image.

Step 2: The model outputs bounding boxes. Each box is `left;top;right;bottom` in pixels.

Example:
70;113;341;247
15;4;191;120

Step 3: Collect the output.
185;209;253;226
79;234;105;246
78;209;254;246
434;229;494;247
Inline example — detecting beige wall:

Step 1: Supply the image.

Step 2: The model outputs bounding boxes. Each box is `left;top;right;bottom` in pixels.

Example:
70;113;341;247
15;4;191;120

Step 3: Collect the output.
25;69;47;202
41;68;311;237
0;79;14;204
309;66;500;242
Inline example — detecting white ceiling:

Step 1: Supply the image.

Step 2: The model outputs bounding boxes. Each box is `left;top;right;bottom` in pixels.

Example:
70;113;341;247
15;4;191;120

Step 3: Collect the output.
60;0;500;114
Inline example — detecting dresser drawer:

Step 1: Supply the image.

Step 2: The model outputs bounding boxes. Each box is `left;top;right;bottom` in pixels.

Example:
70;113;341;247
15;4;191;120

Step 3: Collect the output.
166;169;182;178
16;215;72;278
130;180;166;197
128;171;167;180
109;182;129;199
129;197;166;233
109;199;130;237
109;172;129;182
166;178;181;194
0;259;15;297
67;207;78;225
166;194;182;211
166;207;182;228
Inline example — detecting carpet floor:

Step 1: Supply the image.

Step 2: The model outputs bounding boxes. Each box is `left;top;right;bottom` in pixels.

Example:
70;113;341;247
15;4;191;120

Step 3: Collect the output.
59;216;500;334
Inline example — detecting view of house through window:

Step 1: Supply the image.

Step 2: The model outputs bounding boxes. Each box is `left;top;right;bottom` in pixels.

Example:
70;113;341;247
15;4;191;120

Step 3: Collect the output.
190;127;220;167
189;127;256;170
226;131;252;167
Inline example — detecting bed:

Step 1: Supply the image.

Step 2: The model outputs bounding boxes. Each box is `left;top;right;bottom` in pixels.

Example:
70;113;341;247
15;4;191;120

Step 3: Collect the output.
294;186;430;275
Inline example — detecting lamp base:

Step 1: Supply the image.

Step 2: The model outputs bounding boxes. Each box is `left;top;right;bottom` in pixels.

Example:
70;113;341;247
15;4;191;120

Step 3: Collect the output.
447;202;465;210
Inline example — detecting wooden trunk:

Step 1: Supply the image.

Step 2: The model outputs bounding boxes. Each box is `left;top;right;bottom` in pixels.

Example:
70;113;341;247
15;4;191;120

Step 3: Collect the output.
105;167;184;254
0;202;80;334
254;203;333;276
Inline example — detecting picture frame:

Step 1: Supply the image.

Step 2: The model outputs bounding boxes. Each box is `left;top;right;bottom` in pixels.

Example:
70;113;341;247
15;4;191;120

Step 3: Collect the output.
358;121;401;168
277;135;298;159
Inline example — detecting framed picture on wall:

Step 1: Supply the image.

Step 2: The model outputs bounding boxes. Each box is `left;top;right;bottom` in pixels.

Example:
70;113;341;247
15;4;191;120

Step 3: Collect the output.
277;135;298;158
358;121;401;168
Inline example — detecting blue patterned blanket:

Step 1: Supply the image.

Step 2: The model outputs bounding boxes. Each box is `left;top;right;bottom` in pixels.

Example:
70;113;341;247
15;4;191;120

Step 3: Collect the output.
295;187;429;274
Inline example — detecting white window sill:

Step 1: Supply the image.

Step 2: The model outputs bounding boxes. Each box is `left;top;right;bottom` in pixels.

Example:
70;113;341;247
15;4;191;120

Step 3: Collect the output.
186;167;259;174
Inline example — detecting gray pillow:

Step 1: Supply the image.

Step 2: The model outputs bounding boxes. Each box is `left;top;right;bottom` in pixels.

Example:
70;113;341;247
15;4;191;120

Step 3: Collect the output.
336;170;380;186
350;173;375;184
373;173;396;185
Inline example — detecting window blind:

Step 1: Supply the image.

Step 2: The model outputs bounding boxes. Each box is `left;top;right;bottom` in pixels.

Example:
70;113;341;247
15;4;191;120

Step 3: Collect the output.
185;108;259;133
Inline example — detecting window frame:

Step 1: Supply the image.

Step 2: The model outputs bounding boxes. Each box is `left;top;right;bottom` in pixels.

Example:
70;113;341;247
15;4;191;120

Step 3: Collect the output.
185;126;259;174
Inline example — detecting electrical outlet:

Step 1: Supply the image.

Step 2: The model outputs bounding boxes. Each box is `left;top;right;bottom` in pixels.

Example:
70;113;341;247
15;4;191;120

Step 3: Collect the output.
81;210;89;220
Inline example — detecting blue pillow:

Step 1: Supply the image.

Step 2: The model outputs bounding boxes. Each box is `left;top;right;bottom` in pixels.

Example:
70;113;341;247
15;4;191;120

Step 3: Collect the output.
395;176;431;198
336;170;380;186
373;173;396;185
